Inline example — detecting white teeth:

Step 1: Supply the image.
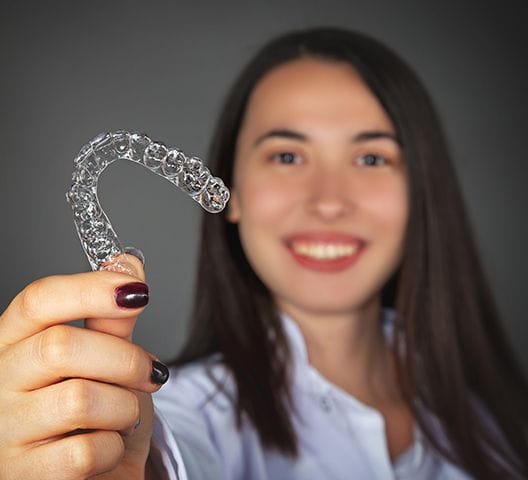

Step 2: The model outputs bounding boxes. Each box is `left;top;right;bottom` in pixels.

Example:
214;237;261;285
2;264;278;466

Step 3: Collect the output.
291;242;360;260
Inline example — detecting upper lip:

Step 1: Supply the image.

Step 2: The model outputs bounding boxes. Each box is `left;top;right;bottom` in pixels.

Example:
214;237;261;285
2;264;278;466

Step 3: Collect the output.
283;231;367;246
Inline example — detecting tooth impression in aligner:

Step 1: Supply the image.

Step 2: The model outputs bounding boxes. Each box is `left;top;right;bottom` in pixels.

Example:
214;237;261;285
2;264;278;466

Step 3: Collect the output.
66;130;230;272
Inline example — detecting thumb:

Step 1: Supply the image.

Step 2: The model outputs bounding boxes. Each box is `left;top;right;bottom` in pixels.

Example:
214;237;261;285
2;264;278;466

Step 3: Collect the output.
84;249;147;342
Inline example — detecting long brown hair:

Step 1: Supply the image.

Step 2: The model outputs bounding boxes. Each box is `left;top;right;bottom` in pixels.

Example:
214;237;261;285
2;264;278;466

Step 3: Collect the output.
171;27;528;478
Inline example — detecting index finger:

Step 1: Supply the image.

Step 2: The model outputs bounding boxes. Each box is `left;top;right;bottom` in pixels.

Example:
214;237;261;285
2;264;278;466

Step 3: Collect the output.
0;269;148;348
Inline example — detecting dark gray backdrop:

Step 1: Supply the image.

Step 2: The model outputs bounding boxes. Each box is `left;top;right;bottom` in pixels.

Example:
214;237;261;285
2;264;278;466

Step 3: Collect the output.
1;1;527;370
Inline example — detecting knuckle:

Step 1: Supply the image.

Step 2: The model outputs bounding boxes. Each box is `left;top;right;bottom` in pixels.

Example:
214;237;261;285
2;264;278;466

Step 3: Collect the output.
128;391;141;422
109;431;126;466
124;344;147;380
35;325;77;370
66;434;98;477
58;379;92;427
17;278;49;322
67;432;124;477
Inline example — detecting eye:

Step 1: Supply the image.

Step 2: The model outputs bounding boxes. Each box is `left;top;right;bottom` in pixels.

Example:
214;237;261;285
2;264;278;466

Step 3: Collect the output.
356;153;388;167
271;152;302;165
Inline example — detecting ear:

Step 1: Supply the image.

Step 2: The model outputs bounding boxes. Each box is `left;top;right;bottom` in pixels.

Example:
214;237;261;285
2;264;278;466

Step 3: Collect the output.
226;188;241;223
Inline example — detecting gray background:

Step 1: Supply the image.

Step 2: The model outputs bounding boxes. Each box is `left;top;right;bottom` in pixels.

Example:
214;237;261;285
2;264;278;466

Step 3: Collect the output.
1;0;527;370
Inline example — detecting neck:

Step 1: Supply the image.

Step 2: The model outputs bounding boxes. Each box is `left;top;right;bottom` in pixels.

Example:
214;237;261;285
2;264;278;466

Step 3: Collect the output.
279;297;400;404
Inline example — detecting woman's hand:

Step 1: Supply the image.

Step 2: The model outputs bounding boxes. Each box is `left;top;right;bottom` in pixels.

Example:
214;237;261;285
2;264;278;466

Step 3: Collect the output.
0;255;165;479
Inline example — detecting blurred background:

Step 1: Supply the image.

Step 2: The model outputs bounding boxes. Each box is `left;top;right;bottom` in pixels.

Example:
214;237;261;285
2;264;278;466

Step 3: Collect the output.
1;0;527;370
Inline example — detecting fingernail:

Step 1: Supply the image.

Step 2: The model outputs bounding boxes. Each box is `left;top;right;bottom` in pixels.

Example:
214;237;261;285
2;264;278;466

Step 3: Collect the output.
124;246;145;266
115;282;149;308
151;360;170;385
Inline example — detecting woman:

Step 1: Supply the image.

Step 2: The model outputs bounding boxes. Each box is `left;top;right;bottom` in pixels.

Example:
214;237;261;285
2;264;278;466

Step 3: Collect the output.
0;27;526;479
152;28;528;479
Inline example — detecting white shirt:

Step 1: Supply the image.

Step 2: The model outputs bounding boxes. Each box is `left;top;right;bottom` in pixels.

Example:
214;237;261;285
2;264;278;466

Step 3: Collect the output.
151;308;473;479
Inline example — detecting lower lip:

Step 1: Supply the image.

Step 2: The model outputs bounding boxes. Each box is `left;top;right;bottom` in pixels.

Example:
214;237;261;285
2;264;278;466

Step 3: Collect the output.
286;244;365;273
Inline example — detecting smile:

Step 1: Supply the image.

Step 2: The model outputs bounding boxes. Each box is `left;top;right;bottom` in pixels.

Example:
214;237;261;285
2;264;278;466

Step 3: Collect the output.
291;241;360;260
284;234;366;273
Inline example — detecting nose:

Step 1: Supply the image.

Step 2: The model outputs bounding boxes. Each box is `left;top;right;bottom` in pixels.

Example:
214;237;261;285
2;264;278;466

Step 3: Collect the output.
305;165;353;221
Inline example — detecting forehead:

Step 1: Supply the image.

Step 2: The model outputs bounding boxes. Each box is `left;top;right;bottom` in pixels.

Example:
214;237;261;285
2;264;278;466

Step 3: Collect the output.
241;58;395;133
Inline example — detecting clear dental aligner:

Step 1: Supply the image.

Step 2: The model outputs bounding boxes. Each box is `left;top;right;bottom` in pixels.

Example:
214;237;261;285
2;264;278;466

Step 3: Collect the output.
66;131;230;272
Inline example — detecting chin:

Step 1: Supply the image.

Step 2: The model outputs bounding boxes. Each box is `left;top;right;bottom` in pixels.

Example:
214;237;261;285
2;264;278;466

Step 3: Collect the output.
276;290;381;319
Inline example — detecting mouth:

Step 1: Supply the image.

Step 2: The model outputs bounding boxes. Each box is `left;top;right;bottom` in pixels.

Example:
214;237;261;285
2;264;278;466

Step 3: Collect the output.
290;241;360;260
284;233;366;273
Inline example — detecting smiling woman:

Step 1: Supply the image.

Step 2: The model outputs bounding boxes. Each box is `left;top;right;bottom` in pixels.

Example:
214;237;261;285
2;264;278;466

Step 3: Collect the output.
1;22;526;480
228;58;408;327
148;27;528;480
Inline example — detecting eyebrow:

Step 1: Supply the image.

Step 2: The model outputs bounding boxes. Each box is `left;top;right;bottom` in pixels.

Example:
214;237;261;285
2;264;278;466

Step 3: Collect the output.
253;128;401;147
254;129;307;147
354;130;401;146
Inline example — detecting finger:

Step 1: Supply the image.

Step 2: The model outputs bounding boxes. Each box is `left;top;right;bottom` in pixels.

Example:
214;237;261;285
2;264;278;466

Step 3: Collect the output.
85;252;146;342
1;430;125;480
8;379;139;446
1;325;164;392
0;267;148;348
120;391;154;459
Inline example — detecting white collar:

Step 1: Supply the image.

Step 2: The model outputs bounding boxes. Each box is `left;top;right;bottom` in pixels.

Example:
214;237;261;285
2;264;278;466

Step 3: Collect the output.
279;308;427;470
279;307;398;407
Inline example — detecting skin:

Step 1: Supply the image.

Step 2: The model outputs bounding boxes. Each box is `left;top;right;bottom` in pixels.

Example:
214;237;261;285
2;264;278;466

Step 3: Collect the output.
228;58;414;459
0;254;157;479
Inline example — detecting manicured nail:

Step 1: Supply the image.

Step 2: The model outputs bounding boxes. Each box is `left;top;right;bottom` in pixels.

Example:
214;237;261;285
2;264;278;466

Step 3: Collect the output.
114;282;149;308
151;360;169;385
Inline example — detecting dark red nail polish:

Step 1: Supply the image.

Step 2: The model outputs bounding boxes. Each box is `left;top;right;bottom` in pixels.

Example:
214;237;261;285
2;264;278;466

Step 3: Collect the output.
151;360;169;385
115;282;149;308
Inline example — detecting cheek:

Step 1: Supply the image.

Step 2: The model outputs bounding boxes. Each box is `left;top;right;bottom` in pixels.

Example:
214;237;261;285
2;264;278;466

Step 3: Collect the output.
238;174;298;226
362;177;409;238
235;174;299;279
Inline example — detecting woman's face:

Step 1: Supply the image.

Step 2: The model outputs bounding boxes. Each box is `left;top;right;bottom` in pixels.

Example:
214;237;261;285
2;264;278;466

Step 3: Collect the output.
228;58;408;320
